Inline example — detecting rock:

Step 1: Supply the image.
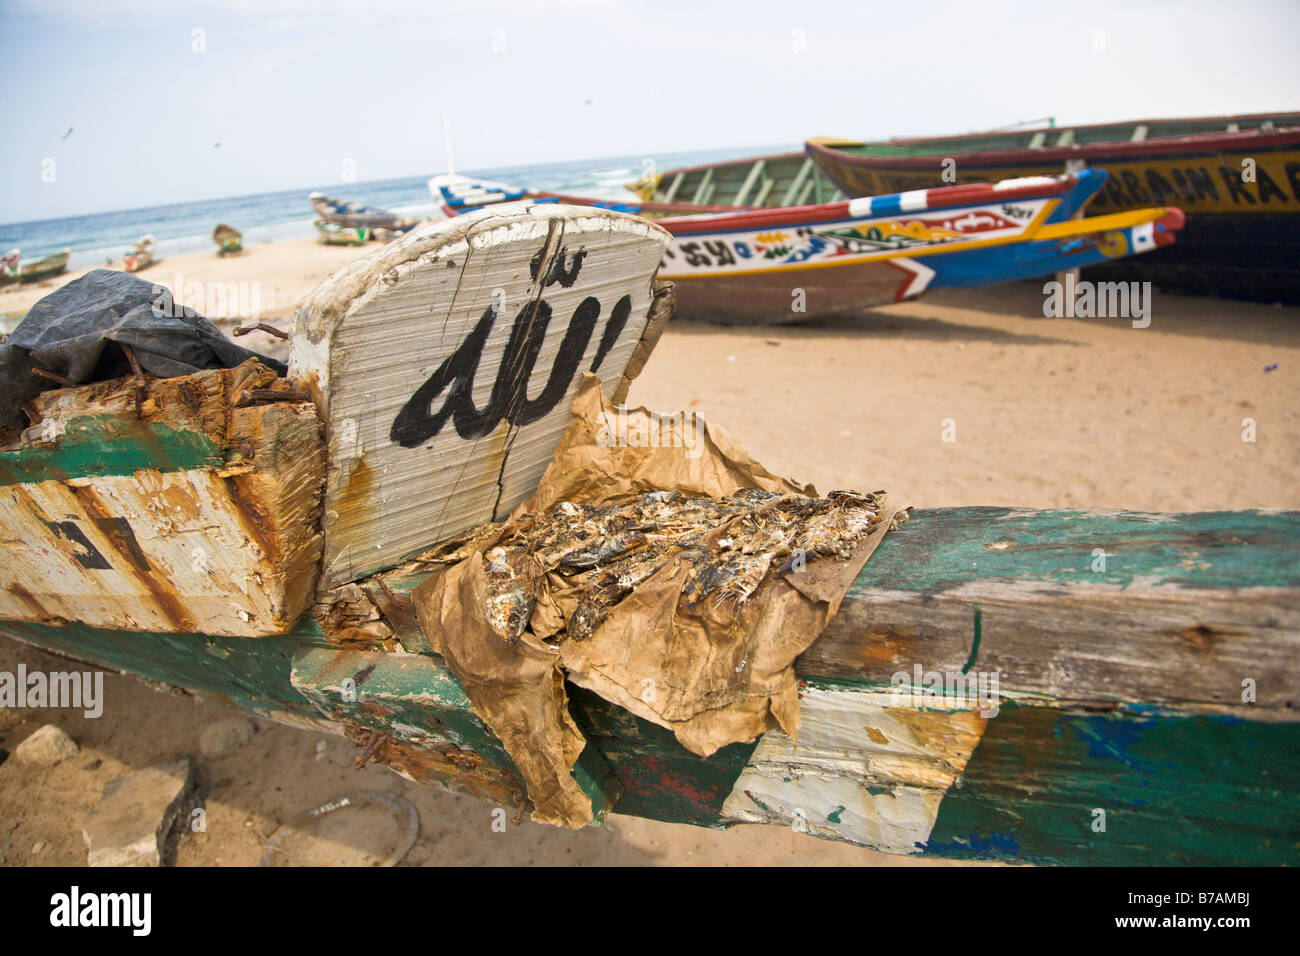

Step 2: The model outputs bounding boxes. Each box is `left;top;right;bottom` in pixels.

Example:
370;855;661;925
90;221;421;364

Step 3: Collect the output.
199;718;255;758
32;841;46;854
15;724;79;766
81;756;195;867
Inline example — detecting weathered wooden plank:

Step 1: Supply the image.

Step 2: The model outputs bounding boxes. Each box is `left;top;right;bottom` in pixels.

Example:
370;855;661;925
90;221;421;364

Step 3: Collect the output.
800;508;1300;718
0;362;324;636
2;507;1295;863
288;204;672;588
0;618;335;729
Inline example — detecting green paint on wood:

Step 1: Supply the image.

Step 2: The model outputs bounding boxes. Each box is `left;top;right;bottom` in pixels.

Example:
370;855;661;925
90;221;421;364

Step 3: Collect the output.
926;700;1300;865
290;648;618;819
859;508;1300;593
569;685;760;828
0;619;332;720
290;647;505;757
0;416;221;485
962;607;982;674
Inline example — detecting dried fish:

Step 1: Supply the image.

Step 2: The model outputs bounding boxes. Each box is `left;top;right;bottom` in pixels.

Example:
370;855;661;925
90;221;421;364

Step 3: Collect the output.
479;486;885;644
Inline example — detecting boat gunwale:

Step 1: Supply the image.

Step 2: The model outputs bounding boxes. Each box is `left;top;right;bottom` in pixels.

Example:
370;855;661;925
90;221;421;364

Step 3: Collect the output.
437;173;1087;236
880;110;1300;147
806;125;1300;171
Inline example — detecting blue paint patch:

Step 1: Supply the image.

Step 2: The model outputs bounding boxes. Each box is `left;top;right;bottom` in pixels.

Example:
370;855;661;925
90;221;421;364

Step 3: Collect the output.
1066;718;1157;772
924;829;1021;858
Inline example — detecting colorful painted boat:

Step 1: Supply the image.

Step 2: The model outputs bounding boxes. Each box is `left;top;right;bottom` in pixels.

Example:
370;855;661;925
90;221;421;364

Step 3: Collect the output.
309;192;417;232
120;235;155;273
432;170;1184;324
805;112;1300;302
313;220;370;245
212;223;243;255
0;248;71;285
1;204;1296;865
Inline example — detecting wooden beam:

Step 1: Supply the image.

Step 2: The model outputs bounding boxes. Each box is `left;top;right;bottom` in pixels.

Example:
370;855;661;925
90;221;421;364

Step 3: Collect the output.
690;168;714;205
731;159;766;207
661;172;684;203
781;158;814;207
3;508;1296;862
800;507;1300;717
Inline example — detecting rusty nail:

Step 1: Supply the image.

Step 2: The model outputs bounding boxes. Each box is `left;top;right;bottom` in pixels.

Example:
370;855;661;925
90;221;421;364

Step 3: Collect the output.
233;321;290;340
30;367;77;388
121;344;148;418
236;388;310;407
354;729;385;770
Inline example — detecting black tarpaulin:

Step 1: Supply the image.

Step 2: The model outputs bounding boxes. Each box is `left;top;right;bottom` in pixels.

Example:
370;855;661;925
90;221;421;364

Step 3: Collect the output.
0;269;285;438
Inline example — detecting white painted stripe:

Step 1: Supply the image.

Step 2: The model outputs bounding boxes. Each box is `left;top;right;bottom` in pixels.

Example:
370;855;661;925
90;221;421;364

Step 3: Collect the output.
993;175;1061;191
895;258;936;298
847;196;874;217
898;190;928;212
1131;222;1155;251
720;685;989;853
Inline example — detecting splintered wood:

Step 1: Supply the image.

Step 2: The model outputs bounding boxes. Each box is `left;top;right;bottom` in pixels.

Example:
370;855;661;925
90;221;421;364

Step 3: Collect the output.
288;203;672;588
0;360;324;636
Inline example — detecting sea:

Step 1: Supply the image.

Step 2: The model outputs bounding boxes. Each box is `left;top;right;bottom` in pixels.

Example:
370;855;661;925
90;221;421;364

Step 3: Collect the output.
0;144;795;271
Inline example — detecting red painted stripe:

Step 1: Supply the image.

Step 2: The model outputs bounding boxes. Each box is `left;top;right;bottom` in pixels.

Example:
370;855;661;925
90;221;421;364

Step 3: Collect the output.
663;176;1076;235
886;111;1299;148
1153;208;1185;247
807;127;1300;172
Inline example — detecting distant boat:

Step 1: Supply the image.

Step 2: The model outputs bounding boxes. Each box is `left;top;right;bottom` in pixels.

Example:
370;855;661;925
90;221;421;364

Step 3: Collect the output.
314;220;370;246
212;223;243;255
121;235;156;273
0;248;71;285
803;112;1300;302
432;170;1184;324
309;192;417;232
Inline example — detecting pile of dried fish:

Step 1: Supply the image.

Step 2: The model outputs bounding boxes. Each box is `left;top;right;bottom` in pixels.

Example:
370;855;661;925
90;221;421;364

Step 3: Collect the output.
481;487;889;645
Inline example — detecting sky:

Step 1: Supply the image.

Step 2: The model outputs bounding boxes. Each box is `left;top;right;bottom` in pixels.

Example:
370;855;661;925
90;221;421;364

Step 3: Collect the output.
1;0;1297;223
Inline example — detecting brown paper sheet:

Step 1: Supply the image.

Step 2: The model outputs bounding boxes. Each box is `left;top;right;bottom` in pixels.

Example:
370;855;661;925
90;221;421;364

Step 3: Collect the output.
412;374;902;828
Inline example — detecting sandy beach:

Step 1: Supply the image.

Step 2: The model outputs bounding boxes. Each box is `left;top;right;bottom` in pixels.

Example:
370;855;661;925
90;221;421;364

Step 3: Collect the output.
1;236;1296;866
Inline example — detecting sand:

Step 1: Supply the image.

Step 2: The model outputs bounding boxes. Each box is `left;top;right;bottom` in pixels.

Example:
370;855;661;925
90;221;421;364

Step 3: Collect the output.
1;236;1297;866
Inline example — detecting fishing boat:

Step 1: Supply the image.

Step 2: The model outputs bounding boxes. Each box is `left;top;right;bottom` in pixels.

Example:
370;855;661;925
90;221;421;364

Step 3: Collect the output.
432;170;1184;324
0;248;71;285
804;112;1300;302
629;149;845;209
309;192;418;232
0;203;1295;865
212;223;243;255
120;235;156;273
313;220;370;245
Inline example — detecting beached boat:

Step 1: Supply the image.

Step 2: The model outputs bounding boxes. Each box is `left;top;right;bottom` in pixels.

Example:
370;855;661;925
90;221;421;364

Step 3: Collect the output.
630;149;845;209
309;192;417;232
212;223;243;255
120;235;155;273
0;248;71;285
314;220;370;245
0;203;1295;865
432;170;1184;324
805;112;1300;302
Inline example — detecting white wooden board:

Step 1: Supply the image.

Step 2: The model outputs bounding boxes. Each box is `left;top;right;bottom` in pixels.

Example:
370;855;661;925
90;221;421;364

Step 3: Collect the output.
288;203;672;588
